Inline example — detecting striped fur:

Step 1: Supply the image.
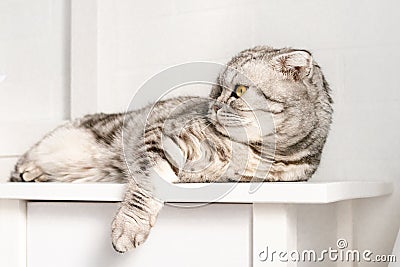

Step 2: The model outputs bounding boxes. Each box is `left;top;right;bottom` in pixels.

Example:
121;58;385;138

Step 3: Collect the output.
9;46;332;252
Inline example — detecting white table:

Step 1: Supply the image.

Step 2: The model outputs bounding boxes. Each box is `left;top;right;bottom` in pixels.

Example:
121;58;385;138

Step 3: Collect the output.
0;181;393;267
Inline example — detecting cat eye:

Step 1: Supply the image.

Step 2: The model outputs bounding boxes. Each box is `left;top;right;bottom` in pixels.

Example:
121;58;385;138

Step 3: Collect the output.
233;85;248;98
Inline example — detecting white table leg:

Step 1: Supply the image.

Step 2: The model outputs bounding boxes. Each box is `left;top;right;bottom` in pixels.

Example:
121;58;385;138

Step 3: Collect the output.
0;200;27;267
253;204;298;267
336;201;354;267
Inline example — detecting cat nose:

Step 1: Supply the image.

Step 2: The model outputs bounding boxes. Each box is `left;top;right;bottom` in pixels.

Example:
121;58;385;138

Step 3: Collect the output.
212;103;222;112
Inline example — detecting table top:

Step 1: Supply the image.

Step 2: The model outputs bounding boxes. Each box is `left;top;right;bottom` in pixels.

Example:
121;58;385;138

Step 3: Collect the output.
0;181;393;203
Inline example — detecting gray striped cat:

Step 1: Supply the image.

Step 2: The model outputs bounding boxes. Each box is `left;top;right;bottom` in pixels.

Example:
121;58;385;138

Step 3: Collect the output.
9;46;333;253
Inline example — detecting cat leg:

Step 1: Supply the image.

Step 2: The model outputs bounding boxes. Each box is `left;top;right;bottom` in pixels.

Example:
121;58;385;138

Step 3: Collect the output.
10;123;112;182
111;179;163;253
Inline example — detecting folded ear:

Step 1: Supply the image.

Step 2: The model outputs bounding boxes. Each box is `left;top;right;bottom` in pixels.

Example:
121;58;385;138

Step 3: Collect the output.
271;50;313;80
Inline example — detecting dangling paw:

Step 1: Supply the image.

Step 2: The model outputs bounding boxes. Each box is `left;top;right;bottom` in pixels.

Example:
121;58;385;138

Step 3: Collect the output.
111;206;153;253
111;198;163;253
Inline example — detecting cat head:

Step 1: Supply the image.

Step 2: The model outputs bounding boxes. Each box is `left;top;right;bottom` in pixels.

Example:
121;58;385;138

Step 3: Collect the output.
209;46;333;160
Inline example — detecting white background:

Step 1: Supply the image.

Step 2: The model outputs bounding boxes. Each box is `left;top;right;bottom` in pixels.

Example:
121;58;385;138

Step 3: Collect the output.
0;0;399;265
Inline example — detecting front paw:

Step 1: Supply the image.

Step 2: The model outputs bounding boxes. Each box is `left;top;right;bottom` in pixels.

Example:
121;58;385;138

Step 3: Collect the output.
111;207;153;253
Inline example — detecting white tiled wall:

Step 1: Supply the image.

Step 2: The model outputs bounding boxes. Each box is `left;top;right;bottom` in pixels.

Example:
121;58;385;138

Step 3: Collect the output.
0;0;70;121
97;0;259;112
